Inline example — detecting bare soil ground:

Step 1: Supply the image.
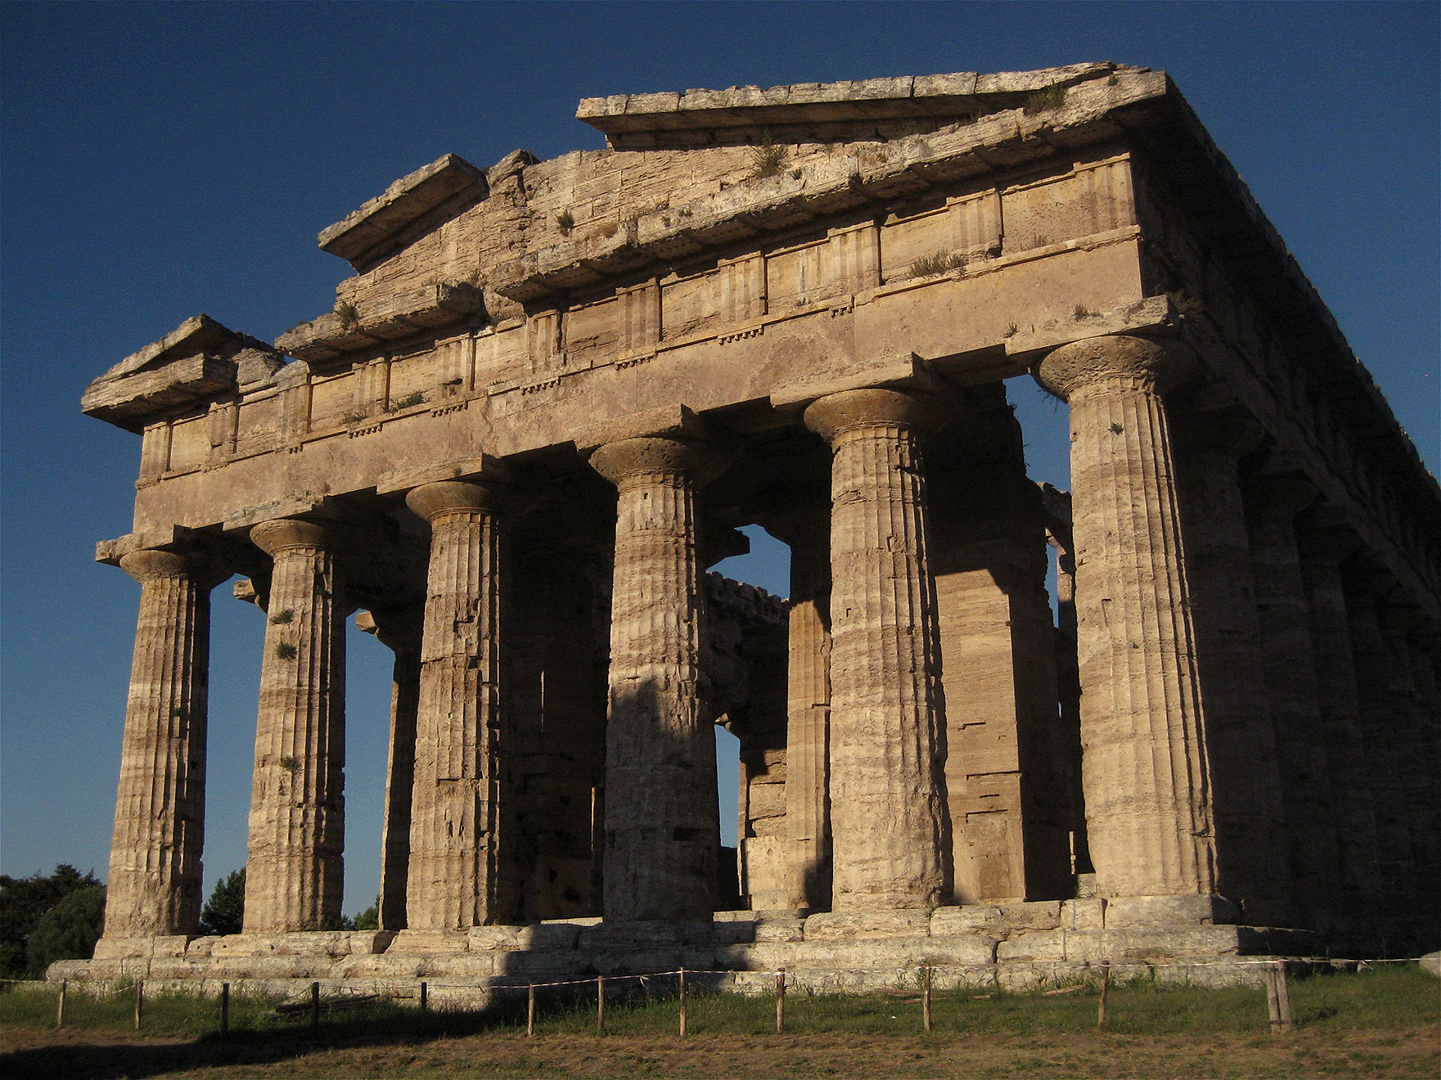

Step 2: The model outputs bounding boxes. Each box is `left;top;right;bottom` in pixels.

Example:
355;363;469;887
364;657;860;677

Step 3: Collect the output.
3;1022;1438;1079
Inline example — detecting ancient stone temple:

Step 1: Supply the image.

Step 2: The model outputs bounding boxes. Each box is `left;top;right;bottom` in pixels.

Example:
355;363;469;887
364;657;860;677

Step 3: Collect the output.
70;64;1439;993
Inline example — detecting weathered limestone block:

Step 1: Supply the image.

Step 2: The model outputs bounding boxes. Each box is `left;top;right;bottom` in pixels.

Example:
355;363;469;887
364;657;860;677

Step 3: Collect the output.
589;436;728;921
803;388;951;910
404;479;509;929
243;518;347;933
101;545;225;943
804;910;932;940
1035;335;1217;902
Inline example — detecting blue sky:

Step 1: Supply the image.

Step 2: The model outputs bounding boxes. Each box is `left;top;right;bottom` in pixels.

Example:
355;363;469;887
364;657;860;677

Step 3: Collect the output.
2;1;1437;917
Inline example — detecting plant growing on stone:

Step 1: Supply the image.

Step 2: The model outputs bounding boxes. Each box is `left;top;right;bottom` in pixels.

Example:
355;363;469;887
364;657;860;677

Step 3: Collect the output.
334;300;360;330
268;609;293;625
274;642;297;660
908;251;968;280
1023;85;1066;114
749;141;789;179
555;209;574;235
387;391;425;412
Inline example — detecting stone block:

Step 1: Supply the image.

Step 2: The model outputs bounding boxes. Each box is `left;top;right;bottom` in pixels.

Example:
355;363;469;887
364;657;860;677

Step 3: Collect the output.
1102;895;1241;928
467;925;526;951
1006;901;1064;931
930;906;1007;936
579;920;684;952
753;917;806;943
391;929;470;953
1060;899;1105;931
804;910;931;940
711;920;757;945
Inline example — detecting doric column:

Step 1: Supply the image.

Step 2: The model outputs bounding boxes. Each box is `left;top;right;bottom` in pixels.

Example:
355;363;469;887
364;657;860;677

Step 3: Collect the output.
766;507;833;910
803;388;950;910
1295;528;1384;909
589;435;727;921
357;607;423;932
1035;334;1218;905
243;518;347;933
102;545;224;942
1341;575;1414;917
1171;408;1290;924
404;480;508;929
1242;471;1342;923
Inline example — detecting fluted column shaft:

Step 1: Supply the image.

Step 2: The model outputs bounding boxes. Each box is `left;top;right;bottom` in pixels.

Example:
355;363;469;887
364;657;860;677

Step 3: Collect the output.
1295;542;1384;907
405;481;507;929
1173;416;1289;922
1342;581;1413;916
103;547;219;940
1036;335;1216;900
590;437;724;921
243;519;346;933
1243;478;1342;922
768;508;833;909
804;389;950;909
359;610;423;932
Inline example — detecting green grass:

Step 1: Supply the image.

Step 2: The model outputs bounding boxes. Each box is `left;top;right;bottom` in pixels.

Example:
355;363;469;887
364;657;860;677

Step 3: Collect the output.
2;965;1434;1042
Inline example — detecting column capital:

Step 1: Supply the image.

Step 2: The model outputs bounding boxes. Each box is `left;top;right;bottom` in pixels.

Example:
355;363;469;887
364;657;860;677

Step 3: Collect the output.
802;387;945;443
588;435;729;488
405;479;504;523
248;516;330;556
1035;334;1198;401
118;546;228;590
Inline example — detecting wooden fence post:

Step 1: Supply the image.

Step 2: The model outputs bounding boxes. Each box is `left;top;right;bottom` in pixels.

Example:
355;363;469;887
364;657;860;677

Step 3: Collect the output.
775;968;785;1034
597;975;605;1032
527;984;536;1038
678;968;687;1036
134;980;143;1030
310;981;320;1029
220;982;229;1036
1265;961;1293;1033
1097;961;1110;1030
55;979;66;1029
923;965;933;1033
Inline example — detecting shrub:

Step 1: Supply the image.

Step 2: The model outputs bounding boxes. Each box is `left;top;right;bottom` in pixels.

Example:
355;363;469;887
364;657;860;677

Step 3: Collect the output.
26;885;105;975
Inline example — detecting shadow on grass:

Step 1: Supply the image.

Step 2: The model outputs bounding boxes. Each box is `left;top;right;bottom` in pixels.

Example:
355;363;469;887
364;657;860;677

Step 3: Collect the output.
0;982;662;1080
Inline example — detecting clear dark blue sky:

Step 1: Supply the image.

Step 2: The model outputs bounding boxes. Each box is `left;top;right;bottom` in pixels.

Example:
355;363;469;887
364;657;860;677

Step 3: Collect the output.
3;1;1437;916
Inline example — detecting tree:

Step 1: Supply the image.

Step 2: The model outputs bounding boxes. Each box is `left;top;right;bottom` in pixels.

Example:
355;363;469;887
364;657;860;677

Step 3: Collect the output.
26;886;106;976
350;898;380;930
198;868;245;936
0;865;104;978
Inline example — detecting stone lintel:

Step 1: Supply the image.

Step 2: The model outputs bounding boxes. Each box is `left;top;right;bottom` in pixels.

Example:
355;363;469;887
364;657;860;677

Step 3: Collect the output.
768;352;927;410
1006;295;1177;361
571;404;715;455
221;494;339;533
375;453;510;496
318;153;487;268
